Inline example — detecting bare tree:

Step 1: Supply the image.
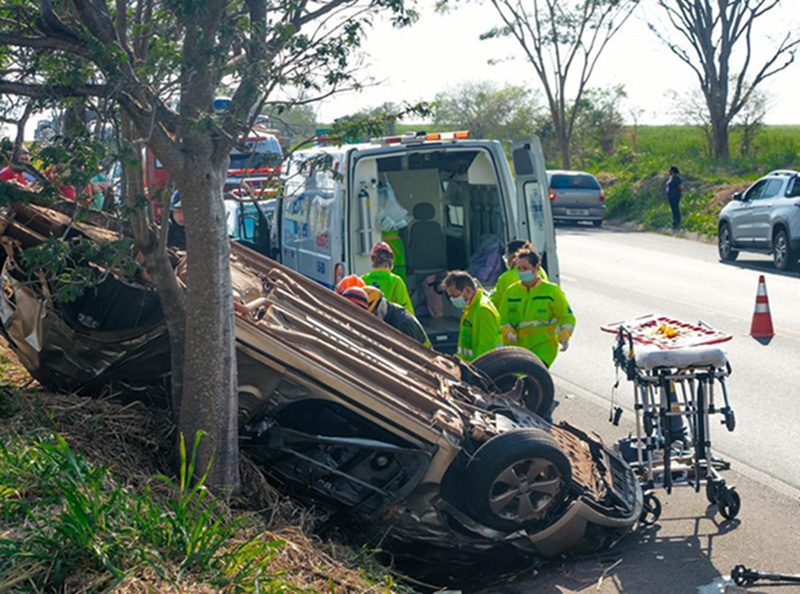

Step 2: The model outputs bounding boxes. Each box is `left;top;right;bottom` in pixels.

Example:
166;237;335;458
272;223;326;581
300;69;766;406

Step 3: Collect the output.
733;87;770;159
650;0;800;160
666;88;713;158
474;0;638;168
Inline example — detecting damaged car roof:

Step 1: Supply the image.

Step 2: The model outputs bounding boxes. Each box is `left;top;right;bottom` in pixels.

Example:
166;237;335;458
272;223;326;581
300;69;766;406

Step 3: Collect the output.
0;201;642;559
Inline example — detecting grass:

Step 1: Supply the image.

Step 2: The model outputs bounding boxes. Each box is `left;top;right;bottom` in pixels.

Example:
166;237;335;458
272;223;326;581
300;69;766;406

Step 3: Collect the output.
0;346;415;593
584;125;800;236
0;432;294;591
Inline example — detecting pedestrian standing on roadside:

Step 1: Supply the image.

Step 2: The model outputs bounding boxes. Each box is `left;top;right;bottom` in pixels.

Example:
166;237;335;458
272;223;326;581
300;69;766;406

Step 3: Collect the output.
666;166;684;230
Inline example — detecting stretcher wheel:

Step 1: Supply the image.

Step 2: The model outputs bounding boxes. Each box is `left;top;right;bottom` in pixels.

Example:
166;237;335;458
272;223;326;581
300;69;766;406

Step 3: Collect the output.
640;492;661;525
705;480;720;504
718;487;741;520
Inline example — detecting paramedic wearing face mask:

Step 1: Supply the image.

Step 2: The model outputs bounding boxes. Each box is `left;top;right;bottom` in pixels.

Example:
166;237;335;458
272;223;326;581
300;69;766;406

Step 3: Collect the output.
491;239;549;309
442;270;502;362
499;249;575;368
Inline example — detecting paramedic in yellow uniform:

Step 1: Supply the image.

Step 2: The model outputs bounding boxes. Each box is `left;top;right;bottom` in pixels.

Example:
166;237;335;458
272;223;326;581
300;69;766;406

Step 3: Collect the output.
491;239;548;309
442;270;502;362
362;242;414;315
499;249;574;368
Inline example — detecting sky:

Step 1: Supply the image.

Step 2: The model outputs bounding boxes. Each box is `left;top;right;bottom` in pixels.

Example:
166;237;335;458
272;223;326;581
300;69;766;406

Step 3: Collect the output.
4;1;797;139
317;1;800;126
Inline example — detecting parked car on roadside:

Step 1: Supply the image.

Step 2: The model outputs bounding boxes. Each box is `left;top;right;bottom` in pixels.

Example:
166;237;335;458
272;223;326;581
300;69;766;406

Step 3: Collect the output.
547;170;605;227
717;170;800;271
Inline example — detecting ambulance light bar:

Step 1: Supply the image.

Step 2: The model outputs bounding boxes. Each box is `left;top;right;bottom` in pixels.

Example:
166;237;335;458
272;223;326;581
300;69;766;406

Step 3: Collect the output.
373;131;471;145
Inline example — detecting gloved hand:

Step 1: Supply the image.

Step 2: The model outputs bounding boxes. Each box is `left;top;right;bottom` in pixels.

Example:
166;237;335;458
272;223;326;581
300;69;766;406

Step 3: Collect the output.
558;328;572;352
503;329;517;344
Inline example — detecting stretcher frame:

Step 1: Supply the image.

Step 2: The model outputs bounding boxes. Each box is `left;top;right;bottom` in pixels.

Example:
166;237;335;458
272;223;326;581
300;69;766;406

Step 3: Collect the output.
609;319;740;522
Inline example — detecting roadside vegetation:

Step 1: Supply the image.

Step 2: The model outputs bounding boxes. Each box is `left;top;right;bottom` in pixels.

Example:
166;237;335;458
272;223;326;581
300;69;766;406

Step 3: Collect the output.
592;125;800;237
0;349;411;593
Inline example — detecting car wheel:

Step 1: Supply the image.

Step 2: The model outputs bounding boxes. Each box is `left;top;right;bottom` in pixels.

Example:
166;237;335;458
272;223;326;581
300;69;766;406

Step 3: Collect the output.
773;229;795;271
470;347;555;419
592;219;603;228
718;224;738;262
465;429;572;532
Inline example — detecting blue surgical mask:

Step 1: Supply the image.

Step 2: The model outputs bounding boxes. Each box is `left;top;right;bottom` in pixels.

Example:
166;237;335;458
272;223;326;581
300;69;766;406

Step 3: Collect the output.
518;270;536;284
450;294;468;309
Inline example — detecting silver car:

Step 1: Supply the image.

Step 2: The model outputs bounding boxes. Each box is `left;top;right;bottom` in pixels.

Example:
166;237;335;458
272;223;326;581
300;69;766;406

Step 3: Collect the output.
547;170;605;227
717;170;800;271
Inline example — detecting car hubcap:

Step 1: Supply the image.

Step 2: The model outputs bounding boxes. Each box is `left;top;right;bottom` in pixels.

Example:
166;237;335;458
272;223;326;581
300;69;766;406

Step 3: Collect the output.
776;236;787;266
488;458;562;522
720;229;731;256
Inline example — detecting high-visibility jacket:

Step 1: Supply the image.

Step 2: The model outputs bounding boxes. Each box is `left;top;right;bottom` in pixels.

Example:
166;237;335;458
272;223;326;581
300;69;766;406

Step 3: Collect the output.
362;268;414;315
381;230;407;281
491;266;549;309
457;288;503;362
499;279;575;367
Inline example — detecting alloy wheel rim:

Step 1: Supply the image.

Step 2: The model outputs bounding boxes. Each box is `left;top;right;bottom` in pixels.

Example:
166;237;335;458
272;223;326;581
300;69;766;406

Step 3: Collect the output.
488;458;562;523
776;235;787;266
720;228;731;256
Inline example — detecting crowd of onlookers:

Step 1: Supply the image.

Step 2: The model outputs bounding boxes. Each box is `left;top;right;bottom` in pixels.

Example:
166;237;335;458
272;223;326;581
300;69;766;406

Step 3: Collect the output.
0;144;111;210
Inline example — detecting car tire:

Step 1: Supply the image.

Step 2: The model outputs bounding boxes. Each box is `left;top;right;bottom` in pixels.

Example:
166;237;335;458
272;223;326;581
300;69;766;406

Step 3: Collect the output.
592;219;603;228
465;429;572;532
470;347;555;419
772;229;795;271
718;224;738;262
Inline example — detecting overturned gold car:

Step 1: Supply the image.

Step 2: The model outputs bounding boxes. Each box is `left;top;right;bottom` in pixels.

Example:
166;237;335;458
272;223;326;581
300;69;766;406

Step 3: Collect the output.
0;202;642;557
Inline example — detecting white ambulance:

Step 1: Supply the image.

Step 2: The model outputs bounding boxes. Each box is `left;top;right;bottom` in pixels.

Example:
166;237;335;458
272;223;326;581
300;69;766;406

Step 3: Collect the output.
277;131;559;353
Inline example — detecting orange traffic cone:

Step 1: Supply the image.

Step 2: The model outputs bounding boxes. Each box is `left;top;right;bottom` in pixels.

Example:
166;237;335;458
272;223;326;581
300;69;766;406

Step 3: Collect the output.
750;275;774;338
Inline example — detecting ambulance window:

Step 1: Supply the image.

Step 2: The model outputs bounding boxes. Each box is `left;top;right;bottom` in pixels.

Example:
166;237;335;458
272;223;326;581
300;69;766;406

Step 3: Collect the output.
446;204;464;228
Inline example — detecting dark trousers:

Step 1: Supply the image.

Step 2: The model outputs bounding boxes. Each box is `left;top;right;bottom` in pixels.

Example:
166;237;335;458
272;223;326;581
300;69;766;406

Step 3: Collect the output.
668;196;681;229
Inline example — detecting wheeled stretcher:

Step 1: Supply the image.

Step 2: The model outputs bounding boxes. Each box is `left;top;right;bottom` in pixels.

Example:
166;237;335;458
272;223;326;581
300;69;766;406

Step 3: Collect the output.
602;315;740;523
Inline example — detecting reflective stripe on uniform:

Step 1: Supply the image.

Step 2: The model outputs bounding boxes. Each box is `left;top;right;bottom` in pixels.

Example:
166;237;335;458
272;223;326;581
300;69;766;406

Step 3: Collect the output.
519;318;557;328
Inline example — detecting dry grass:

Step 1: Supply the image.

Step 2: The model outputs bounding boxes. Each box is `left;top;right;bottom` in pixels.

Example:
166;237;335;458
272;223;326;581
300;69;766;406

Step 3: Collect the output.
0;340;408;593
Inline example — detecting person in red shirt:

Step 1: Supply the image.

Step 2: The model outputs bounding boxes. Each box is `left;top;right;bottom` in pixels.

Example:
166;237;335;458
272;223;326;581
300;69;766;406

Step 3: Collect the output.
0;147;30;185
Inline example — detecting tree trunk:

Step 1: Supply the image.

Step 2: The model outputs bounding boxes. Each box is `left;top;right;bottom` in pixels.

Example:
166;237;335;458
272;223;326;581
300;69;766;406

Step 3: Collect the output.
120;113;187;415
557;134;571;170
176;158;240;494
711;118;730;160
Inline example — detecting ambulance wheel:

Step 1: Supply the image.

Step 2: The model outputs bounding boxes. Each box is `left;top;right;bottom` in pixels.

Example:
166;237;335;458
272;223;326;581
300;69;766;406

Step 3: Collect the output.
465;429;571;532
470;347;555;419
718;487;741;520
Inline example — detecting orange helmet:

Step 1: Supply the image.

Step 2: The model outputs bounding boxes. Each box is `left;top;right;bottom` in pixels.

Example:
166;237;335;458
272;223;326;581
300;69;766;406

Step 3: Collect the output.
335;274;366;295
370;242;394;259
341;287;370;309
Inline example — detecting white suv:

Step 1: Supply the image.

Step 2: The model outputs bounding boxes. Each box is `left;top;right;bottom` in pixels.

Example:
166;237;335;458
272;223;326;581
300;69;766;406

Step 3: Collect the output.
718;170;800;271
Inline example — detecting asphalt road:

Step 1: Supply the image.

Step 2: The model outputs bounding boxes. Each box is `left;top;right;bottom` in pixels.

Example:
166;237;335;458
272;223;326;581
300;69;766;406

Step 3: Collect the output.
550;223;800;492
471;224;800;594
